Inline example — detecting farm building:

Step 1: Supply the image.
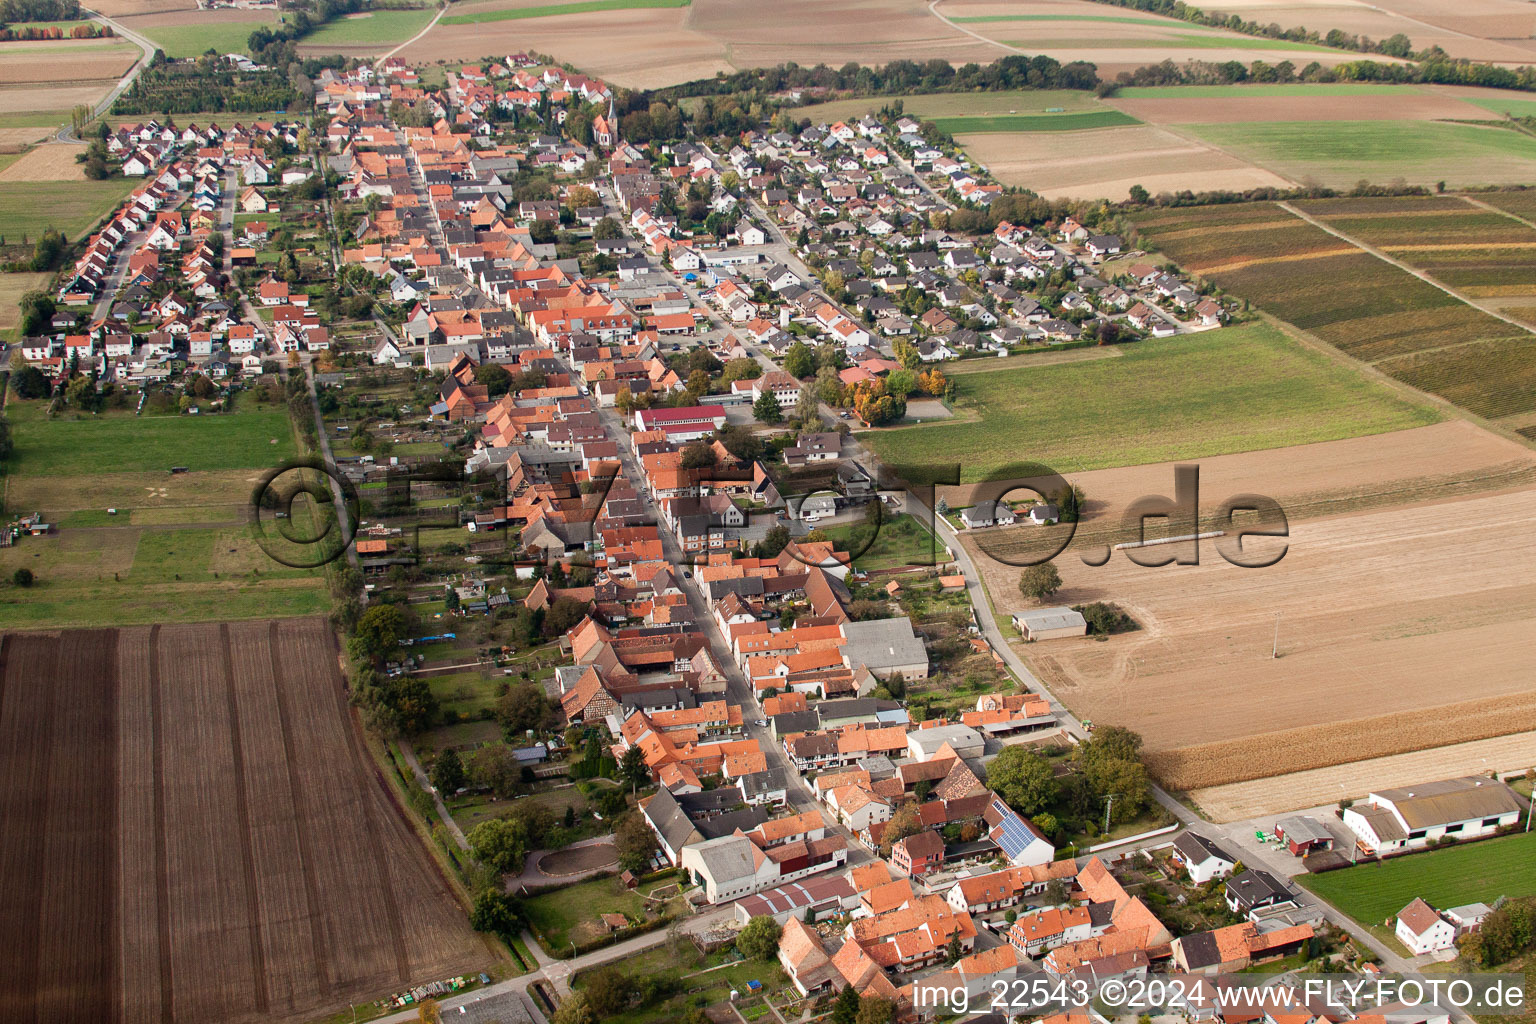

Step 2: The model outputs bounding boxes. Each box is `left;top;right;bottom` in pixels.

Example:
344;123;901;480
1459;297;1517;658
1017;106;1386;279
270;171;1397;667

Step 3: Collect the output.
1342;776;1523;855
1274;816;1335;856
1012;607;1087;641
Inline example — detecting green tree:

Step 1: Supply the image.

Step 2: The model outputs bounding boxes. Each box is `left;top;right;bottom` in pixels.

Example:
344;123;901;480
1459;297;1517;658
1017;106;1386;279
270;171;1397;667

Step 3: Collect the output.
350;603;407;661
469;888;523;937
12;568;34;587
496;680;557;737
736;915;782;960
468;815;531;873
1018;562;1062;602
583;965;638;1016
753;391;783;424
430;748;465;795
987;747;1057;816
783;341;815;379
619;745;649;789
551;992;596;1024
832;984;861;1024
854;997;896;1024
613;810;658;872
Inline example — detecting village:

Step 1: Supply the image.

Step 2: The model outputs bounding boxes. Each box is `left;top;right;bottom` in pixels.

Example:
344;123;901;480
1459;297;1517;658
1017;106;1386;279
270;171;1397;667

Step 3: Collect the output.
5;44;1534;1024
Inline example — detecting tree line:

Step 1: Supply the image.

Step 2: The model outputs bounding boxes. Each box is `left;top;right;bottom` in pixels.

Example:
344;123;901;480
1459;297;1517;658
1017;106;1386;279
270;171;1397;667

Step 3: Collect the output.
0;0;81;21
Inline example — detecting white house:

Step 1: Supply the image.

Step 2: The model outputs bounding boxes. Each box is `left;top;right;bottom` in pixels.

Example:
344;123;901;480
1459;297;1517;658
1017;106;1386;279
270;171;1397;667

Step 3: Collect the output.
1396;898;1458;956
959;500;1015;529
1170;833;1237;885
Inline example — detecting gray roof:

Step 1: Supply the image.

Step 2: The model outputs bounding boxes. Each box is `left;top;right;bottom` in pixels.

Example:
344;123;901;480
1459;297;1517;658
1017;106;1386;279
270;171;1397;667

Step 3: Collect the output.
691;833;761;883
1014;607;1086;632
1226;869;1292;908
1373;777;1523;829
839;617;926;674
1274;815;1332;844
1172;831;1234;866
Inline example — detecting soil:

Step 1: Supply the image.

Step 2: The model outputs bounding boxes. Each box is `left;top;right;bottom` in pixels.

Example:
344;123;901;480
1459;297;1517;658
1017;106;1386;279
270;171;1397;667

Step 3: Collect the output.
0;619;494;1024
538;842;619;876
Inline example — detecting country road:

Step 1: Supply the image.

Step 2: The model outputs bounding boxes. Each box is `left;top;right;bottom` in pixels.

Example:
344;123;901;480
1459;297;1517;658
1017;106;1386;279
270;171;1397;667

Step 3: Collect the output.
53;7;158;142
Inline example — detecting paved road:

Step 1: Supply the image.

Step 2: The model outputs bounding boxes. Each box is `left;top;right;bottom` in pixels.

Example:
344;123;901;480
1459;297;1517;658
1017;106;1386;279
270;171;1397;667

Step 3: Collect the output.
55;7;158;141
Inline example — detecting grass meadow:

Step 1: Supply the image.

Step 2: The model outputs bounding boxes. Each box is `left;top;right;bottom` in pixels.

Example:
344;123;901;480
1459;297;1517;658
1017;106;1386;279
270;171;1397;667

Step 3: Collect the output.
136;20;268;57
860;323;1437;481
1188;120;1536;188
0;400;326;628
1298;831;1536;925
299;8;435;45
0;176;138;239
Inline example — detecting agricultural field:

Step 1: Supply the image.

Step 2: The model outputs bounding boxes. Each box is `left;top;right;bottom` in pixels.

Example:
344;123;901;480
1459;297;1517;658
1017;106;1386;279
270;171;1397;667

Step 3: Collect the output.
860;322;1439;482
440;0;690;24
1106;84;1504;125
1133;198;1536;426
1190;731;1536;821
0;39;138;83
0;143;88;182
0;620;495;1024
1298;832;1536;925
123;16;272;57
795;88;1106;124
302;7;434;42
0;270;49;334
0;175;138;238
957;123;1291;201
961;419;1536;795
935;110;1137;132
1188;121;1536;189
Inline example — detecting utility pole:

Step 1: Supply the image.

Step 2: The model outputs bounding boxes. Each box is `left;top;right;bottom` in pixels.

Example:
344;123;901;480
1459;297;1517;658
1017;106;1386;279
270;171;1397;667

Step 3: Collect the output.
1272;611;1281;659
1526;790;1533;832
1103;794;1117;836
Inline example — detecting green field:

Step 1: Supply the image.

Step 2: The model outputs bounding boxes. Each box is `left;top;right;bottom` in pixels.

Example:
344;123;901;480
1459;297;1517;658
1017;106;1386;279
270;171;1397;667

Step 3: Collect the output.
137;20;269;57
523;874;685;951
0;401;327;628
861;323;1439;481
1298;832;1536;925
797;89;1101;124
441;0;688;25
1113;83;1417;99
1008;33;1331;52
0;176;138;239
299;8;434;45
937;110;1138;133
1188;120;1536;189
821;513;940;571
5;402;296;477
952;13;1169;24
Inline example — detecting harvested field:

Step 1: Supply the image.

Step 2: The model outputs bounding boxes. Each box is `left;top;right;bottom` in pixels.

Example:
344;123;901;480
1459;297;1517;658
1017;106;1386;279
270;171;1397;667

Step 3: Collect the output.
959;124;1290;201
0;82;112;116
0;143;87;181
0;270;49;331
402;0;998;87
797;88;1103;123
0;619;494;1024
1190;730;1536;821
0;42;137;83
969;423;1536;791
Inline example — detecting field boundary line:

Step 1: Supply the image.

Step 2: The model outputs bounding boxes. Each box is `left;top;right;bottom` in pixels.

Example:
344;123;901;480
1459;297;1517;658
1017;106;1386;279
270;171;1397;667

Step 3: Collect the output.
374;2;443;65
1190;246;1358;275
319;624;412;982
1278;201;1536;340
0;637;8;748
1461;193;1536;232
265;620;336;999
148;624;173;1024
221;623;271;1012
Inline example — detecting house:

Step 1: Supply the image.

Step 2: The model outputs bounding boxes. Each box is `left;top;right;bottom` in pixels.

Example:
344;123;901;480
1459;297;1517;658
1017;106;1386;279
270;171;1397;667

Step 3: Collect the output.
1273;816;1335;856
890;829;945;878
779;917;837;995
1396;898;1458;956
239;186;268;213
1342;777;1523;855
959;500;1015;529
1011;608;1087;641
906;724;983;762
985;795;1055;867
1170;832;1237;885
1224;869;1294;916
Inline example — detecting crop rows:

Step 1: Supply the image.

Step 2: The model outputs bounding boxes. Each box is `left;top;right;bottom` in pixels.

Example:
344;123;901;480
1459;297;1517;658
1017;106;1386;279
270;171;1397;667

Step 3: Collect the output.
1147;688;1536;791
1134;195;1536;423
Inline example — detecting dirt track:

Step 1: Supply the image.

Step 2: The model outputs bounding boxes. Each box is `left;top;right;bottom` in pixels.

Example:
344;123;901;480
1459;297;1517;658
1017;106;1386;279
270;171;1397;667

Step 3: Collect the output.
0;618;493;1024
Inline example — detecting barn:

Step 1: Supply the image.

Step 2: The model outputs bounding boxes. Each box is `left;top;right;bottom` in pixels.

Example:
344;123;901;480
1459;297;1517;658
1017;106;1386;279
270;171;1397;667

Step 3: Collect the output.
1012;607;1087;641
1273;815;1334;856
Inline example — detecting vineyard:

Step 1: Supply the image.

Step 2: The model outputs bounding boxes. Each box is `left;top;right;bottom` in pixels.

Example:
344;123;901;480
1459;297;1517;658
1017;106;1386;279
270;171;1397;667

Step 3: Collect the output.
0;619;493;1024
1133;195;1536;426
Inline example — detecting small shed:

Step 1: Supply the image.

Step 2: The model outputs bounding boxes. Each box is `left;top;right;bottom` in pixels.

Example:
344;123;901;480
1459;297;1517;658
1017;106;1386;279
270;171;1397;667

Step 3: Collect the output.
1012;607;1088;641
1274;815;1334;856
620;870;638;889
